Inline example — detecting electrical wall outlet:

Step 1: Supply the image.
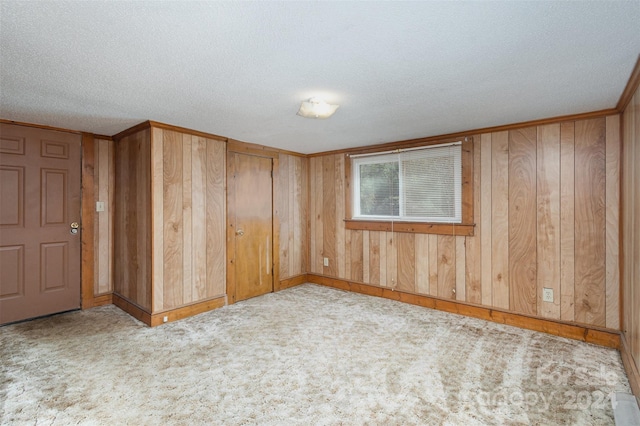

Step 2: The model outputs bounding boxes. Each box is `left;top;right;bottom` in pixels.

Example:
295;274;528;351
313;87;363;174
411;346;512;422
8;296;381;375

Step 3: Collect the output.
542;288;554;303
163;316;168;323
323;257;329;267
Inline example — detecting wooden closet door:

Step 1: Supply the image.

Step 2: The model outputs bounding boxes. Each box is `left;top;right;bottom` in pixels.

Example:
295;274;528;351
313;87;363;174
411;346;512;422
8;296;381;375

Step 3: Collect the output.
227;152;273;302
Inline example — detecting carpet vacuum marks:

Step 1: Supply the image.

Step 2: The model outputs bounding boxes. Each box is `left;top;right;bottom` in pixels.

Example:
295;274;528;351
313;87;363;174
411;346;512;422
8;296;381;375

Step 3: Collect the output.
0;284;631;425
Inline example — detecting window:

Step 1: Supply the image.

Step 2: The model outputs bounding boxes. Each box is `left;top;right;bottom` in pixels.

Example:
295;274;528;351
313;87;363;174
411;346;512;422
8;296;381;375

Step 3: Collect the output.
345;138;474;236
353;143;461;223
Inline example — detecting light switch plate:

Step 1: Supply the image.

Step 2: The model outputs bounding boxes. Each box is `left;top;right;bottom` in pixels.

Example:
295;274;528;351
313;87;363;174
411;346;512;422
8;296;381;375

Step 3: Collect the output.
542;288;554;303
96;201;105;212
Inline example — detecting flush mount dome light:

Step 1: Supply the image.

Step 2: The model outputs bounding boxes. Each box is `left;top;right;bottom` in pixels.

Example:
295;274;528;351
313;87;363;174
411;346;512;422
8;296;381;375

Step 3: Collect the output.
297;97;339;119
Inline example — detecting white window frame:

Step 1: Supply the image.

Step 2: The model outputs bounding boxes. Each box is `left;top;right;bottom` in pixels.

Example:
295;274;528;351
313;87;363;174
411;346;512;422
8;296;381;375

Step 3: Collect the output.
352;142;462;223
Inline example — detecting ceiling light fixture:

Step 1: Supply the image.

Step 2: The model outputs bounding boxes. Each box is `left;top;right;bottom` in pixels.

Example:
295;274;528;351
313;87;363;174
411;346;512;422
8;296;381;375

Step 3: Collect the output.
297;97;339;119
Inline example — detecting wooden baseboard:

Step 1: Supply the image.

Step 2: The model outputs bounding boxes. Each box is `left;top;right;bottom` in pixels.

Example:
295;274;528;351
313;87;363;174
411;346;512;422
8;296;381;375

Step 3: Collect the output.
149;297;226;326
276;274;309;291
113;293;226;327
112;294;152;325
621;332;640;404
307;274;621;349
81;293;113;309
91;294;113;307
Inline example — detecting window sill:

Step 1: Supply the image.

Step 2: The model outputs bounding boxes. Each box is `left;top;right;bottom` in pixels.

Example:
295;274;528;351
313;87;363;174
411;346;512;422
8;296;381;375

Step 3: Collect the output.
344;219;475;236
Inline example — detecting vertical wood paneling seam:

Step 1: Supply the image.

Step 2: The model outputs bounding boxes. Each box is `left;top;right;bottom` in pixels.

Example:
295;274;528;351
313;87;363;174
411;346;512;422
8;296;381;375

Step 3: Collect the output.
93;139;101;296
415;234;429;295
225;150;234;302
345;229;352;280
465;134;482;304
151;128;164;312
80;133;95;308
108;139;115;295
455;237;466;301
289;155;296;276
428;234;438;296
574;118;607;326
353;230;364;282
163;130;185;309
182;134;193;304
379;231;386;287
387;231;397;288
294;156;303;276
480;133;492;306
437;235;455;298
272;157;281;291
96;139;109;295
537;124;561;319
281;155;288;277
560;122;576;322
141;129;153;309
197;138;207;298
631;91;639;362
363;231;370;283
508;127;538;316
491;131;509;309
315;158;324;273
335;154;346;279
605;115;620;330
193;137;208;299
619;108;629;335
322;155;337;276
301;157;310;274
309;158;315;274
618;111;625;334
630;89;640;363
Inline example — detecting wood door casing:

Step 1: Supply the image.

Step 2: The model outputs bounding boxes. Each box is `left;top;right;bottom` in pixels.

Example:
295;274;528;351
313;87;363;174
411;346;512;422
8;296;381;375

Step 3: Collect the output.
0;123;81;324
227;152;274;303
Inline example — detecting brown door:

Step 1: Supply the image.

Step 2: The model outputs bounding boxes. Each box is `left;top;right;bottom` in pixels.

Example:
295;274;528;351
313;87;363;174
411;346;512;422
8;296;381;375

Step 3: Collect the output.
227;152;273;302
0;123;82;325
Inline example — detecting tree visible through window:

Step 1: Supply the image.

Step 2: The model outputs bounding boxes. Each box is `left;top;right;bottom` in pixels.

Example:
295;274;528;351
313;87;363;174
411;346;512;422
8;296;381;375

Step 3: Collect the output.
359;161;399;216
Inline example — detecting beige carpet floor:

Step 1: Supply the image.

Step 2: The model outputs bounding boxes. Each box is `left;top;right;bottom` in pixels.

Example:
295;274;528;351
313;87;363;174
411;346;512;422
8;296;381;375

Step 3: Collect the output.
0;284;631;425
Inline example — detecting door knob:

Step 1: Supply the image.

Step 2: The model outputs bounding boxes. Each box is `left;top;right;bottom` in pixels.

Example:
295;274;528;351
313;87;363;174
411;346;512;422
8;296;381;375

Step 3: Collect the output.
70;222;79;234
236;229;244;236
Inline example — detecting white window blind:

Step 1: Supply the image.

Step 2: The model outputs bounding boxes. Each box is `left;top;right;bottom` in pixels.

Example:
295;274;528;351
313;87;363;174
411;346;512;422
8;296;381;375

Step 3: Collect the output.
352;142;462;223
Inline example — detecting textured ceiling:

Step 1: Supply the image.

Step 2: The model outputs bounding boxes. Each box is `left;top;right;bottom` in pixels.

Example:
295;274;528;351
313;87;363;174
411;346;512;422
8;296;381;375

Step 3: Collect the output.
1;1;639;154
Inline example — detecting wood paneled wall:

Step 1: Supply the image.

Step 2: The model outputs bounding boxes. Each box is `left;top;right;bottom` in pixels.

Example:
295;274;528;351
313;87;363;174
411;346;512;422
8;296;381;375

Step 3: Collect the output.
150;127;226;312
621;82;640;393
112;125;305;316
276;154;309;280
114;128;152;310
309;115;620;329
114;126;226;314
93;138;114;296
